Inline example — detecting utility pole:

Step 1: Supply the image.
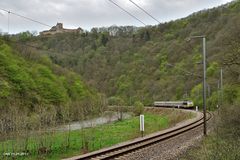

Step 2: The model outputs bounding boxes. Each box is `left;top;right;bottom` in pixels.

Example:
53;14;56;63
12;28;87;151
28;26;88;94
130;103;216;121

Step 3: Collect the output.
216;68;223;157
188;35;207;136
203;37;207;135
217;80;220;107
220;68;223;105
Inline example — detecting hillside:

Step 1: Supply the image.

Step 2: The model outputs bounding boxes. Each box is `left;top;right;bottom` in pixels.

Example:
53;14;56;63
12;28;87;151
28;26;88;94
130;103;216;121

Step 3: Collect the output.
0;1;240;159
0;38;105;134
12;0;240;108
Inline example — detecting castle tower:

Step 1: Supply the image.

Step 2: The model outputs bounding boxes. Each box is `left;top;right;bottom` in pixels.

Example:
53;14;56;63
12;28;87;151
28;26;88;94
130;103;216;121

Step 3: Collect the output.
56;23;63;30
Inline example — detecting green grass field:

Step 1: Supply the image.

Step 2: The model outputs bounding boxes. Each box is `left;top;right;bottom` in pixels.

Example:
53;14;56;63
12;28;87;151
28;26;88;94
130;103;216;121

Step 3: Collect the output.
0;110;194;160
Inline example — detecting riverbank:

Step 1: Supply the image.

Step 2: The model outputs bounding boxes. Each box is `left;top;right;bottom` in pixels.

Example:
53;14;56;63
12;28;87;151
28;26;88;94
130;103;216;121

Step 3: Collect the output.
0;108;195;160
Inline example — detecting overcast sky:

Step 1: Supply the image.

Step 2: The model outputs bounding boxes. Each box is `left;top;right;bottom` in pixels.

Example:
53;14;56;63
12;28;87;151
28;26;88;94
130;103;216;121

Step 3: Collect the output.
0;0;234;34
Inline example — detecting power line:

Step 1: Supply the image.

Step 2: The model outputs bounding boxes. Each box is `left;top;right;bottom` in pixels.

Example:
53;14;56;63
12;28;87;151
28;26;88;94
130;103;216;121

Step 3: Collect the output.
108;0;146;26
129;0;160;24
0;8;52;28
166;63;202;78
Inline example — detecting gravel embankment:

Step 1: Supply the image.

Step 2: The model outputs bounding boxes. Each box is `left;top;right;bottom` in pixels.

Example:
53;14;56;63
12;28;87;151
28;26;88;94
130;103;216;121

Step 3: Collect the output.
116;111;213;160
117;125;204;160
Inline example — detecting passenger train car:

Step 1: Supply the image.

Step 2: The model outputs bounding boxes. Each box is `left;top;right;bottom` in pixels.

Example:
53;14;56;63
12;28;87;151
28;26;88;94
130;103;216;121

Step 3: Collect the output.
153;101;194;108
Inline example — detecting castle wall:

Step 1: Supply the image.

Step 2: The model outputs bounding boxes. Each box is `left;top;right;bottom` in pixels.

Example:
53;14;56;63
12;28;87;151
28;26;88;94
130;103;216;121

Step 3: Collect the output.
40;23;83;36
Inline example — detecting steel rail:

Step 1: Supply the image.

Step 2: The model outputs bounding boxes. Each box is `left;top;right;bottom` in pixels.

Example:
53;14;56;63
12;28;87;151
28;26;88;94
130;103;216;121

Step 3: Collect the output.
98;112;212;160
65;111;212;160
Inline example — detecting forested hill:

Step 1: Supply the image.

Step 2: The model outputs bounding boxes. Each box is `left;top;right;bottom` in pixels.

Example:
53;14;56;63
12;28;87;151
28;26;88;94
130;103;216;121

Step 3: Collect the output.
14;0;240;108
0;38;105;130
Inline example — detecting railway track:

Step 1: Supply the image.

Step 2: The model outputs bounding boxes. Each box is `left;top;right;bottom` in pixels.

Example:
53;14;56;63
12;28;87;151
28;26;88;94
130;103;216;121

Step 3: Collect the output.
64;111;212;160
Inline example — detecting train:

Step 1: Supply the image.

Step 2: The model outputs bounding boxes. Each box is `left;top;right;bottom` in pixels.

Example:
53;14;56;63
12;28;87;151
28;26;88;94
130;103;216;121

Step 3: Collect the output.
153;100;194;108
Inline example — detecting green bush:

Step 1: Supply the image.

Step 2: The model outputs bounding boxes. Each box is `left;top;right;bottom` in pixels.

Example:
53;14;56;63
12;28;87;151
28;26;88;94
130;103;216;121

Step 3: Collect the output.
223;85;239;104
0;80;10;98
207;62;218;77
181;102;240;160
133;101;144;116
190;83;203;108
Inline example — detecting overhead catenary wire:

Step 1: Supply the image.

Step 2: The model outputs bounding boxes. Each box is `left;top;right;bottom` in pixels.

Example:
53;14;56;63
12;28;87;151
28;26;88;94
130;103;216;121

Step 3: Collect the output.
0;8;52;28
129;0;160;24
166;63;202;78
108;0;146;26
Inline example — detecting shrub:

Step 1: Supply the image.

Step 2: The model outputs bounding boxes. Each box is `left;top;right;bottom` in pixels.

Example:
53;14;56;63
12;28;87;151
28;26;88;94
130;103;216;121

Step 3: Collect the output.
133;101;144;116
107;96;125;106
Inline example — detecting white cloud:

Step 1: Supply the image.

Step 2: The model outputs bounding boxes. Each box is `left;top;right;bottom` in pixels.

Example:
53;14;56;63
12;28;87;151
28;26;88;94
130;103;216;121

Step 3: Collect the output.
0;0;234;34
0;10;5;16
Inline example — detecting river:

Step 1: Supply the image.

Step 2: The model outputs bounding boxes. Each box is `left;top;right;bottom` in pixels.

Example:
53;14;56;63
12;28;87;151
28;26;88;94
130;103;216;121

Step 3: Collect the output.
52;111;132;131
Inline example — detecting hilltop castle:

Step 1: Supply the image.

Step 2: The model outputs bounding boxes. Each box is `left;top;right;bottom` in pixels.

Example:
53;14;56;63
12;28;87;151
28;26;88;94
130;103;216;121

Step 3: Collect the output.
40;23;83;36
